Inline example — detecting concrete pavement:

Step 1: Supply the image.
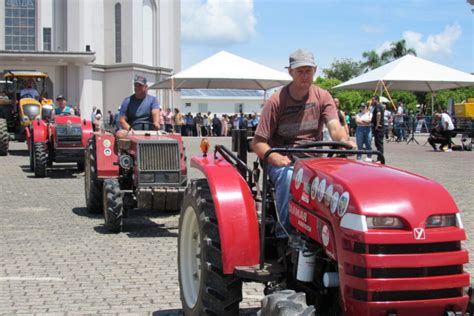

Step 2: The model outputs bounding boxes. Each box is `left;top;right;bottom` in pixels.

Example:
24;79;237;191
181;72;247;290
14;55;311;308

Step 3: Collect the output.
0;135;473;315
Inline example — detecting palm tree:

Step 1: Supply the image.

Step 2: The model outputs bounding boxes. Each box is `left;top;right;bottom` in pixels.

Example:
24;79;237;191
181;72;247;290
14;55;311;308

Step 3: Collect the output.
361;50;383;72
384;39;417;61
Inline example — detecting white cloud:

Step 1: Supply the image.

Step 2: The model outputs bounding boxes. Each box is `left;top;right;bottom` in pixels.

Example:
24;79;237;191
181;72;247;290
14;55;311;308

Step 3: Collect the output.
375;41;392;55
375;24;462;58
403;24;462;57
182;0;257;45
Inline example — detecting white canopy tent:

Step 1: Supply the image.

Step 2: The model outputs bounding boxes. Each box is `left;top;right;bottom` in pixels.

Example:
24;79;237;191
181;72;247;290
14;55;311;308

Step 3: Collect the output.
334;55;474;112
150;50;292;91
334;55;474;92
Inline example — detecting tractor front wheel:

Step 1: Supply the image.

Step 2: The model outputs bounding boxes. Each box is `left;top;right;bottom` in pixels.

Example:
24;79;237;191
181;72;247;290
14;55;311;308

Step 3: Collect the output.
103;178;123;233
33;142;48;178
85;139;103;214
29;138;34;172
178;179;242;316
0;118;8;156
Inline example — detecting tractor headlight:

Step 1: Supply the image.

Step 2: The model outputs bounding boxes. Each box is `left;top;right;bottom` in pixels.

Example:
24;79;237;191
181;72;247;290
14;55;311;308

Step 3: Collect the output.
22;116;30;122
139;172;155;183
366;216;404;229
426;214;457;228
155;172;180;183
119;154;133;169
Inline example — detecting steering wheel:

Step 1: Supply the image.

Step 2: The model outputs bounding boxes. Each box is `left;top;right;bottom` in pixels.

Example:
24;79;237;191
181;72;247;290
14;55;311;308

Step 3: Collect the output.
128;121;168;135
21;93;34;99
294;141;353;158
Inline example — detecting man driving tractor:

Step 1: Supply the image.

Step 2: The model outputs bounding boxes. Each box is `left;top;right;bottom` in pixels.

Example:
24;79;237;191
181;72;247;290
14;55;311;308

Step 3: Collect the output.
251;48;355;239
116;75;161;138
53;95;75;116
20;78;40;99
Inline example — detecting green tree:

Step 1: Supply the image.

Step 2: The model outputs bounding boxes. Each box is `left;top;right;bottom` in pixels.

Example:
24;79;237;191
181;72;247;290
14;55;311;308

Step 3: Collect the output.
383;39;417;61
314;76;341;90
322;58;363;82
361;50;384;72
427;87;474;112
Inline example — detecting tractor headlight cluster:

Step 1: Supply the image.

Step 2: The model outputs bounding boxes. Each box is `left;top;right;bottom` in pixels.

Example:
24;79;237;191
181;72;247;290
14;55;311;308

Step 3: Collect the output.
22;116;30;122
366;216;404;229
119;154;133;169
426;214;457;228
139;172;155;183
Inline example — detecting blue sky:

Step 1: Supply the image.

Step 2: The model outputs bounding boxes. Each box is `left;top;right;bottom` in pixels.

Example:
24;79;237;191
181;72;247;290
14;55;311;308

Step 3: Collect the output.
181;0;474;76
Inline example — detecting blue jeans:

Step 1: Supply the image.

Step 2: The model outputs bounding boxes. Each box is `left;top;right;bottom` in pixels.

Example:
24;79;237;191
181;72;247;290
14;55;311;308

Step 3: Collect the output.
267;165;294;238
356;126;372;160
394;122;405;140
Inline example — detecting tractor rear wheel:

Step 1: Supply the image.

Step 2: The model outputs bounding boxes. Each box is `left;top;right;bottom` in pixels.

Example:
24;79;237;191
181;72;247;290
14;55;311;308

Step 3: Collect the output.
85;139;103;214
0;118;8;156
33;142;48;178
178;179;242;316
103;178;123;233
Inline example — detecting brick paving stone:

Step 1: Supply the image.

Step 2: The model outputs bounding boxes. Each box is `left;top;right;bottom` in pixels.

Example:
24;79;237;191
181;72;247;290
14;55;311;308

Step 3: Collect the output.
1;136;473;314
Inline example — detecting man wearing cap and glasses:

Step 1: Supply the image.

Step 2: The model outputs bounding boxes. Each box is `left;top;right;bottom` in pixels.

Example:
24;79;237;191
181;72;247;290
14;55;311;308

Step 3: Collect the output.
53;95;75;116
251;48;355;239
116;75;161;138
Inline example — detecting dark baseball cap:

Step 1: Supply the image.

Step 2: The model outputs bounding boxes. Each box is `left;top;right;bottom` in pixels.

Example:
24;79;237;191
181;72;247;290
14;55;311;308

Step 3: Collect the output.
288;48;316;69
134;75;147;85
56;94;66;100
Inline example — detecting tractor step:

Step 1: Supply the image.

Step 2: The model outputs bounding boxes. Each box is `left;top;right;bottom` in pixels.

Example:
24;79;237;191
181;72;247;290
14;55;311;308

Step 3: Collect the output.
234;261;285;282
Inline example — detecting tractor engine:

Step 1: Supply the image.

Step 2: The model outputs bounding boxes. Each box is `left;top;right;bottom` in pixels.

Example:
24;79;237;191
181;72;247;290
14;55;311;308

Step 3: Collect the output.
116;134;187;211
287;158;469;315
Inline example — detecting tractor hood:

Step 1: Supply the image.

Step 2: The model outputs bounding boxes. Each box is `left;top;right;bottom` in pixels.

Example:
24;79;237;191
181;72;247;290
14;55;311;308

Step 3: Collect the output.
290;158;459;230
54;115;83;125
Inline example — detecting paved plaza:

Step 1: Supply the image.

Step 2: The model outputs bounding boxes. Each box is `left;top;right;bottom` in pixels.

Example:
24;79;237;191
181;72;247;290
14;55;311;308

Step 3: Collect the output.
0;135;473;315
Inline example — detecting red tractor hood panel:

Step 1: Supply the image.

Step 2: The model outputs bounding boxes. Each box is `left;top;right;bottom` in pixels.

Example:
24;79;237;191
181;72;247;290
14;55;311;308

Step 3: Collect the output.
290;158;459;229
53;115;83;125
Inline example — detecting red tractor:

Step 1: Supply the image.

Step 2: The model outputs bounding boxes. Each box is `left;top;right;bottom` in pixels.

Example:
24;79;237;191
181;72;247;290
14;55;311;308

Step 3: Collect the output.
178;134;472;315
84;122;187;233
26;114;93;177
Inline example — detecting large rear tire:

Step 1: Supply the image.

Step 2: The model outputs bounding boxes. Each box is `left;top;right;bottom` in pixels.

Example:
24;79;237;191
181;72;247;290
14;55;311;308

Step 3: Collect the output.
178;179;242;316
33;142;48;178
103;178;123;233
0;118;8;156
85;139;103;214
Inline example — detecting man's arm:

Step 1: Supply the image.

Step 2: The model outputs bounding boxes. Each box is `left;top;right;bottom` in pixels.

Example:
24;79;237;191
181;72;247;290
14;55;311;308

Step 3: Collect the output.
152;108;161;130
120;115;130;130
326;118;356;148
375;111;382;129
251;135;291;167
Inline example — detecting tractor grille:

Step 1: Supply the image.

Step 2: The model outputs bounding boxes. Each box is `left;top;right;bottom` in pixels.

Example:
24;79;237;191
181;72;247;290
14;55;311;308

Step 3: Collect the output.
56;124;82;146
352;288;462;302
350;264;463;279
138;142;180;171
353;241;461;254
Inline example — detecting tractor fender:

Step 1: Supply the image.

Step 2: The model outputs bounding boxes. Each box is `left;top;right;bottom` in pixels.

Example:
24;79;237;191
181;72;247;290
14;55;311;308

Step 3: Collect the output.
81;119;94;147
31;120;48;143
94;133;119;178
191;155;260;274
25;126;31;149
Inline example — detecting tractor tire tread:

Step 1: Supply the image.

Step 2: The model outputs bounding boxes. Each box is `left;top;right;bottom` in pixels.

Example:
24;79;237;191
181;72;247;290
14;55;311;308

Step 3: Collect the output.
0;118;9;156
85;139;103;213
103;178;123;233
180;179;242;316
34;142;48;177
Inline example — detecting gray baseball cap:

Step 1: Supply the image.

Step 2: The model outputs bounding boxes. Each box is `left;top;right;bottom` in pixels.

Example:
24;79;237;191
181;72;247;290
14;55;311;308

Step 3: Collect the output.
134;75;147;85
288;48;316;69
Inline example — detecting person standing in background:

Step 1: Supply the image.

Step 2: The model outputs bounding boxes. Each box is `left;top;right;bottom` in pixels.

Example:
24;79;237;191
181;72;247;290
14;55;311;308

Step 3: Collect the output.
371;96;385;159
355;102;372;161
